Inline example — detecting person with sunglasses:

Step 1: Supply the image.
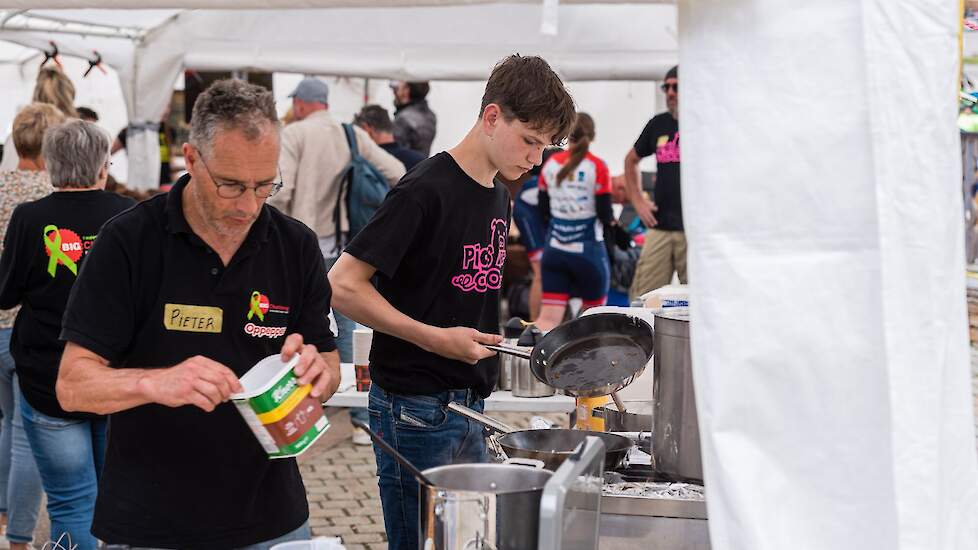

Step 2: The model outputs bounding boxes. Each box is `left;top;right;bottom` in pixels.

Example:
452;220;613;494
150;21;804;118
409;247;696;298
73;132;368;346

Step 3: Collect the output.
625;64;688;299
53;80;341;550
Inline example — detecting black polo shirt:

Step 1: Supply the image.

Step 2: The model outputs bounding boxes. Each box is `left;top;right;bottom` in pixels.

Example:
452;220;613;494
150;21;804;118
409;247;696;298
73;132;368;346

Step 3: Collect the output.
60;175;335;549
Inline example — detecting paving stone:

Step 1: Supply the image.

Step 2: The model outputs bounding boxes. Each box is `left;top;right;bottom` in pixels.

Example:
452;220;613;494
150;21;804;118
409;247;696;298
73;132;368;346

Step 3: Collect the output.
343;533;384;543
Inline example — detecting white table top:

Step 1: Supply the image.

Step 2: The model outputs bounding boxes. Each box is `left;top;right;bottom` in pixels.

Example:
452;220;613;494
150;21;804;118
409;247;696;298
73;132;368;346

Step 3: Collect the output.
324;363;576;413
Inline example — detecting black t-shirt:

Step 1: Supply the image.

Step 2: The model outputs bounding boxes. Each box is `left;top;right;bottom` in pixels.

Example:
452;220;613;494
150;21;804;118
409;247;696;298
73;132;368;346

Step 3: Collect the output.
633;113;682;231
59;175;335;549
345;152;510;398
380;141;425;172
0;190;135;419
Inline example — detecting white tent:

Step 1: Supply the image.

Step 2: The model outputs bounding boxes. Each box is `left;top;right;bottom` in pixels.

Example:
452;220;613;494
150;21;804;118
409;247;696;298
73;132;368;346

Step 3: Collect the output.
0;2;976;550
0;5;678;187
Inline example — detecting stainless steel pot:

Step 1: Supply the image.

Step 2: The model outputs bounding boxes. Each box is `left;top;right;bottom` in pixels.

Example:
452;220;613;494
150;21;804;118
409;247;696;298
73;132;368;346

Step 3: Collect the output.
652;311;702;483
511;353;555;397
510;325;555;398
594;400;654;432
420;463;553;550
495;318;523;391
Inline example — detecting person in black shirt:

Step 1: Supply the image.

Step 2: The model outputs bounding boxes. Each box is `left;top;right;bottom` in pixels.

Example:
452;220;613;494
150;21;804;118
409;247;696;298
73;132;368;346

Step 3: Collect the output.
0;120;135;550
330;55;576;550
354;104;425;172
625;65;688;298
54;80;340;550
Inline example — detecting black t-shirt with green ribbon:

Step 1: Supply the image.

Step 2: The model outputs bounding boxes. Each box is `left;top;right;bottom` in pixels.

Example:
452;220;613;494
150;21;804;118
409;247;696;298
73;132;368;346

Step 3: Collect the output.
59;175;336;549
0;189;135;419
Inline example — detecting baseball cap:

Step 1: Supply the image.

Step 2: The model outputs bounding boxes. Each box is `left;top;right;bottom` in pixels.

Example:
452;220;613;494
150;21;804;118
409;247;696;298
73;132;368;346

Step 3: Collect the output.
289;78;329;104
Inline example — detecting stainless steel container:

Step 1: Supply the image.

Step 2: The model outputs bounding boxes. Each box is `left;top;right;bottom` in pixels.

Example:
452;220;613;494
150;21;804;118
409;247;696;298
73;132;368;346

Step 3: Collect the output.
595;400;654;432
652;311;702;483
496;318;524;391
419;464;553;550
511;325;555;398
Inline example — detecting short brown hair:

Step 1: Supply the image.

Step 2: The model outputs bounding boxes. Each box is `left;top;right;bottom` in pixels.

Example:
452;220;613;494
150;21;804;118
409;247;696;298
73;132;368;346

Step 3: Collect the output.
480;55;575;146
12;102;66;160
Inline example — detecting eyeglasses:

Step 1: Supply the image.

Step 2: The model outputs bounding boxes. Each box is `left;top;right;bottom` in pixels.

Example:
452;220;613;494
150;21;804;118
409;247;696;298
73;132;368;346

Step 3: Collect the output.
194;150;283;199
661;82;678;93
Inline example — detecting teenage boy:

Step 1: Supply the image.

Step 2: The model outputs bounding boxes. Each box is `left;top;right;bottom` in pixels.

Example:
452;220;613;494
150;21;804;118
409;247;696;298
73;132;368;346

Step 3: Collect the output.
329;55;576;550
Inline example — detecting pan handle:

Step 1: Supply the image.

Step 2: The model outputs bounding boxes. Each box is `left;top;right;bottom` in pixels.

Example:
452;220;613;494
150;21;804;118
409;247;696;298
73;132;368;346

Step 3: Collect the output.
446;402;516;434
484;344;532;360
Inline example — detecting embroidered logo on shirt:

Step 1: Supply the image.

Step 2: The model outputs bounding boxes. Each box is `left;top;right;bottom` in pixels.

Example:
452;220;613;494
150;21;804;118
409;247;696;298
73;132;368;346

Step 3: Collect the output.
246;290;290;321
42;225;94;278
164;304;223;333
244;290;289;338
451;218;507;293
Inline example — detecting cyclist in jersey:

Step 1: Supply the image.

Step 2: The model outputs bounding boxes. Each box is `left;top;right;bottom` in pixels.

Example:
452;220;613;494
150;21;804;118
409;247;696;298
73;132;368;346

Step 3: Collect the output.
535;113;614;331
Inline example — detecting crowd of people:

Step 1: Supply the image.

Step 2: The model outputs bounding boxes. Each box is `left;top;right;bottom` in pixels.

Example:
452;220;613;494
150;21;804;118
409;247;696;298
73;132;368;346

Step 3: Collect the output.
0;57;684;550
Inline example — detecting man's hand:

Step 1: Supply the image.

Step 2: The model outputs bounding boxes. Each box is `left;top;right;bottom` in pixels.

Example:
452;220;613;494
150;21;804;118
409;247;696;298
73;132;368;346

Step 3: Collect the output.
633;197;659;229
423;327;502;365
137;356;243;412
281;333;340;399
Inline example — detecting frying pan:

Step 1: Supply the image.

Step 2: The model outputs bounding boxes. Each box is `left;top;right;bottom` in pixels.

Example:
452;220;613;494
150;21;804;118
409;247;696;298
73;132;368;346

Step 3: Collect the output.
486;313;654;398
447;402;632;471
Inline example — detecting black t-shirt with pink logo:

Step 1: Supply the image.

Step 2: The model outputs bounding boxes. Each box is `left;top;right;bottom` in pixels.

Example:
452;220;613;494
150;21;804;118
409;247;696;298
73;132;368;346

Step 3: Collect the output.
345;151;511;398
0;189;135;419
634;112;683;231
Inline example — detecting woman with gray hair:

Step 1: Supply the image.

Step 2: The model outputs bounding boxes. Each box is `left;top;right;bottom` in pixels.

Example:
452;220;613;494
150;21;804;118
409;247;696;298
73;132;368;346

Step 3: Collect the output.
0;101;64;550
0;119;134;550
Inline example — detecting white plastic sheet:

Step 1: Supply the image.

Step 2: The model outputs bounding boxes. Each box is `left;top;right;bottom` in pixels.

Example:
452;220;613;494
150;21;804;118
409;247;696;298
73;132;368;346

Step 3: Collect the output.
680;0;978;548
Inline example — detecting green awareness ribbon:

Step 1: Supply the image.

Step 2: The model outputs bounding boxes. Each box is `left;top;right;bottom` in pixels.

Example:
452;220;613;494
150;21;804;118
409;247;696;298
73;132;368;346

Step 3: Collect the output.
43;225;78;278
248;291;265;321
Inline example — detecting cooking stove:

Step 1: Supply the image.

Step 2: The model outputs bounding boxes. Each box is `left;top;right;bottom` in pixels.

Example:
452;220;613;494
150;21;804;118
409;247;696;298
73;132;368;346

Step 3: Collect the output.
598;433;711;549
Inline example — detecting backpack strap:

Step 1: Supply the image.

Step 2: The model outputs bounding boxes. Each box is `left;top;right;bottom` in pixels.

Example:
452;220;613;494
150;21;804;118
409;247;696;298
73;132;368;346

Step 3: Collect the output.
342;123;362;161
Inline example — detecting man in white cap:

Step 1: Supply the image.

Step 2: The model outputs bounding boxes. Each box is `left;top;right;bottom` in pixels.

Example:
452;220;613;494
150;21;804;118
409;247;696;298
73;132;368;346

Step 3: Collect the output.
269;77;404;444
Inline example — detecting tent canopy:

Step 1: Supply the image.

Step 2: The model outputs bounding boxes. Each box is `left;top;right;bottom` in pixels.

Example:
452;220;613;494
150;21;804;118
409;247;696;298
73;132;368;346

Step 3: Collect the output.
0;3;677;186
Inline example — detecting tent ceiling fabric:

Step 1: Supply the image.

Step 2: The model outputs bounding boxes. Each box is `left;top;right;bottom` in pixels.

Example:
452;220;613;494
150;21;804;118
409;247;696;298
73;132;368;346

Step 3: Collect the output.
0;0;672;7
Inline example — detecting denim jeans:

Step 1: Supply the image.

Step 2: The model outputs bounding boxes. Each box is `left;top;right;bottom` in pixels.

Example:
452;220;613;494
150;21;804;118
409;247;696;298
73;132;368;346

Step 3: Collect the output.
367;385;487;550
97;520;311;550
320;239;364;425
0;327;43;544
20;396;107;550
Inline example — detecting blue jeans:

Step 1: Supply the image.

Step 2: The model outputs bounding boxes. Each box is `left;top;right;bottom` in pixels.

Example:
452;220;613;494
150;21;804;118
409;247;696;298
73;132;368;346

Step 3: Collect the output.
321;245;363;425
367;385;487;550
97;520;311;549
0;327;43;544
20;397;107;550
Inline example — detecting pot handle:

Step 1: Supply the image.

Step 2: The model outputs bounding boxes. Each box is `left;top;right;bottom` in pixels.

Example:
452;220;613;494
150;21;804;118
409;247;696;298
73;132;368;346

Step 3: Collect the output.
503;457;546;469
446;402;516;434
484;344;532;360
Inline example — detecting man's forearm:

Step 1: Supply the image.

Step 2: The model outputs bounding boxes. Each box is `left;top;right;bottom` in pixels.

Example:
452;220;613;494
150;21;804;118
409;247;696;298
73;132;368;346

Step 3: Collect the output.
624;157;643;207
57;356;155;415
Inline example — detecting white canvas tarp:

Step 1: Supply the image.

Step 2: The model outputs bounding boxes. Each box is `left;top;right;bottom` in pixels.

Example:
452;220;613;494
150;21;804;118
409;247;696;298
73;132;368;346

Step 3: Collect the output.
681;1;978;548
0;4;678;187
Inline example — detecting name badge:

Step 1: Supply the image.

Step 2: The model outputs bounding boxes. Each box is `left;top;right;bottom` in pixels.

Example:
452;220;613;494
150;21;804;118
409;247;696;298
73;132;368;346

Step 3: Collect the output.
656;135;670;147
164;304;223;334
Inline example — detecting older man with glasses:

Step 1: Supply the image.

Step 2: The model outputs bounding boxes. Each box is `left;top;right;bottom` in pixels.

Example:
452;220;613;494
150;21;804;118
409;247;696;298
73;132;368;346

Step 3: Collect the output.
54;79;341;550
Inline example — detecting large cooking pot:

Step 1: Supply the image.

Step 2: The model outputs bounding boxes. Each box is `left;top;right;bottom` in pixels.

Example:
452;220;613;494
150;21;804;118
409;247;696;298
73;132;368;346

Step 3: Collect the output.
420;463;553;550
652;310;702;483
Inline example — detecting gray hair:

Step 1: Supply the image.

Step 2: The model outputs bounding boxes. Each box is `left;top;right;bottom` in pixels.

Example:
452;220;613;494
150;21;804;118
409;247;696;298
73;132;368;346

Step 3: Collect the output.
189;79;279;156
42;119;110;189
